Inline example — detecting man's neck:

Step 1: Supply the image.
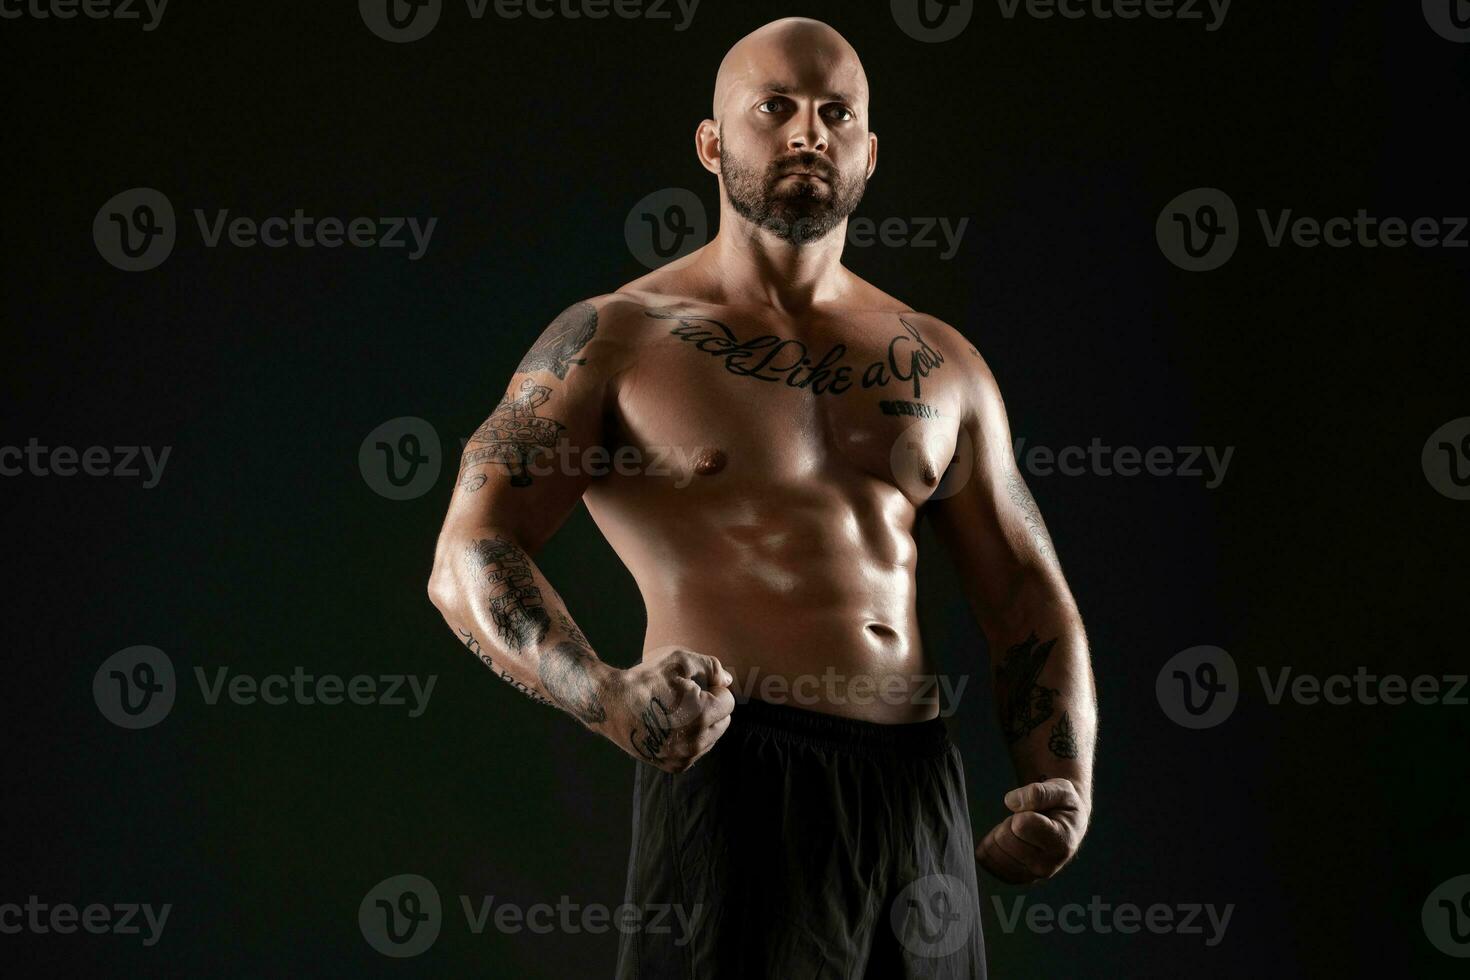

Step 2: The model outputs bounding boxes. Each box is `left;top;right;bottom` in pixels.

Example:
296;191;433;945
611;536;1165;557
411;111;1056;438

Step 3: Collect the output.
697;213;852;314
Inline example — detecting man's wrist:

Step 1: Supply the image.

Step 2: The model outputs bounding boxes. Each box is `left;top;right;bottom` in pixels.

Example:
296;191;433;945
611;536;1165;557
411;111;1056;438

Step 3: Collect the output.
588;662;627;731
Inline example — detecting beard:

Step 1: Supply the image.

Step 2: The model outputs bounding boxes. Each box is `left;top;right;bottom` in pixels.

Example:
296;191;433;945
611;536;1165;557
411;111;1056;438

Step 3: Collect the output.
719;129;867;246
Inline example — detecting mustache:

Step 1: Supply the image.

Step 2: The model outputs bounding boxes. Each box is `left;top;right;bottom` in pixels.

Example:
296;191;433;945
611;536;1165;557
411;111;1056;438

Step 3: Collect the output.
770;156;836;181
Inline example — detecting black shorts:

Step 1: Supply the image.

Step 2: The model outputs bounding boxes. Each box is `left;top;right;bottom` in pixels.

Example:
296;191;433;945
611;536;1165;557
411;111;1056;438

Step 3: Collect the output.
615;697;988;979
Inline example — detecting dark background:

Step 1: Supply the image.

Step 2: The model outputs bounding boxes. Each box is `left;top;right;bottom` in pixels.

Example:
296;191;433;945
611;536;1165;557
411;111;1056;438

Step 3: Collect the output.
3;0;1467;976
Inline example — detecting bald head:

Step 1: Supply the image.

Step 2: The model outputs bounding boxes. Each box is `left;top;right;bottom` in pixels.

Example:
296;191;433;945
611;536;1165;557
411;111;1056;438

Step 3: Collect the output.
711;18;869;122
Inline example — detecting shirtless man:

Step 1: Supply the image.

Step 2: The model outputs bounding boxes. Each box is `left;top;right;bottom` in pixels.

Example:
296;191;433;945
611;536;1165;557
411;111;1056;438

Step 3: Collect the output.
428;17;1095;979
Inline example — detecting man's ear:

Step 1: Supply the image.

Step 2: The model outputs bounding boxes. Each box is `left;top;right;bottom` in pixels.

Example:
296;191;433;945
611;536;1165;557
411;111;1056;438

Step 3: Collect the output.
866;131;879;181
695;119;721;175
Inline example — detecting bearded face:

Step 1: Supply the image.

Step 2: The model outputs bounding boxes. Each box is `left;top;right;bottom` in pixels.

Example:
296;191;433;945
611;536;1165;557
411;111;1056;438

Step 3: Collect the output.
719;124;868;246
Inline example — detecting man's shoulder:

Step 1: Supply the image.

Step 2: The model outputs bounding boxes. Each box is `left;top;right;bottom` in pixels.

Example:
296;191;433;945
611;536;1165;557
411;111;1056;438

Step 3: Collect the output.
872;306;1003;414
840;276;985;360
544;291;663;354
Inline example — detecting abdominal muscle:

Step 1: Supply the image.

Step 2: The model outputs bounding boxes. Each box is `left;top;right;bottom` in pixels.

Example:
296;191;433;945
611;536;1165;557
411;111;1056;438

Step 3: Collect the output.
585;484;943;724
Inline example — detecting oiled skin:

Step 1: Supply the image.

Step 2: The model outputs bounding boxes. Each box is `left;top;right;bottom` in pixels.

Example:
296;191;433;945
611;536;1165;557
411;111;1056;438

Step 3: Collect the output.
429;16;1094;889
581;274;965;723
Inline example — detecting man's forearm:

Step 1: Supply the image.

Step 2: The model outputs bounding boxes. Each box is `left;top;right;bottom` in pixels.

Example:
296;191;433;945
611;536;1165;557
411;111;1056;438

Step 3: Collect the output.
985;589;1096;800
429;526;617;726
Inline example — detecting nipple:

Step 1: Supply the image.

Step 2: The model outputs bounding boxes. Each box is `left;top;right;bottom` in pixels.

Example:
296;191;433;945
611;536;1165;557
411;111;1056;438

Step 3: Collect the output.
692;448;727;476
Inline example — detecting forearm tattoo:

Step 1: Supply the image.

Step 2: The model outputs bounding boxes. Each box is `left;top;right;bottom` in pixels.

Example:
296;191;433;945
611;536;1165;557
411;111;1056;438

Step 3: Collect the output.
465;536;551;651
555;611;590;648
1006;470;1056;563
459;379;566;490
631;695;674;762
538;640;607;725
458;628;554;707
1048;710;1079;759
995;631;1060;744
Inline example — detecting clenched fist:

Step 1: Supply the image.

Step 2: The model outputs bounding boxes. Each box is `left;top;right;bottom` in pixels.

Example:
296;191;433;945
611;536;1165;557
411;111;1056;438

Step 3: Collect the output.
596;648;736;773
976;777;1091;884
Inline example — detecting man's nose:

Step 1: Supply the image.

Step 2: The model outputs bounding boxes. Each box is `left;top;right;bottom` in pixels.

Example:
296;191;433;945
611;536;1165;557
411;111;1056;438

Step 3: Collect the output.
787;109;829;153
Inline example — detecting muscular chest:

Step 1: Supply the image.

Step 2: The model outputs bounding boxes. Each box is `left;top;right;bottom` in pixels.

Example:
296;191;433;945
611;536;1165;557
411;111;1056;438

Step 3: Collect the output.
617;308;965;498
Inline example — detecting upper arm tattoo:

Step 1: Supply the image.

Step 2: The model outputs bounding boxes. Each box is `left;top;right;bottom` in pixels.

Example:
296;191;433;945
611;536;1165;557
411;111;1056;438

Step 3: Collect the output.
516;302;597;379
457;303;597;492
1006;469;1056;563
459;379;566;490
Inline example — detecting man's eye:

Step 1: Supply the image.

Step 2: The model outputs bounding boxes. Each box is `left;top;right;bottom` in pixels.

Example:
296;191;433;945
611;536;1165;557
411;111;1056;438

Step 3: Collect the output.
758;100;785;113
826;105;855;122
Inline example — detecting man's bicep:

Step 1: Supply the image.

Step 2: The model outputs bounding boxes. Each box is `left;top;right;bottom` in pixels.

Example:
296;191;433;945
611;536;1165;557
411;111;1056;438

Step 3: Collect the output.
442;300;614;552
929;362;1061;617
